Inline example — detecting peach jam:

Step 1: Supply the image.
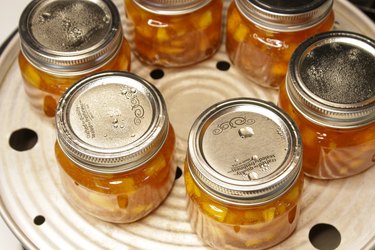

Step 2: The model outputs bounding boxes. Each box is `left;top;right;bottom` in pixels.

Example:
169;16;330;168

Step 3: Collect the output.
55;71;176;223
279;31;375;179
19;0;131;117
124;0;223;67
185;98;303;249
226;0;334;89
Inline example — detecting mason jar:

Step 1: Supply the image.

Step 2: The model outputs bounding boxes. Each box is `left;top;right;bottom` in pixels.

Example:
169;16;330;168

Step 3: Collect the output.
19;0;131;117
124;0;223;67
226;0;334;89
279;31;375;179
55;71;176;223
185;98;303;250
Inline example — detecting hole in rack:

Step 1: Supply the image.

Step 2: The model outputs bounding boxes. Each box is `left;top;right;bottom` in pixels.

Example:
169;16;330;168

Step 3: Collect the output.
216;61;231;71
150;69;165;80
33;215;45;226
175;166;183;180
9;128;38;151
309;223;341;250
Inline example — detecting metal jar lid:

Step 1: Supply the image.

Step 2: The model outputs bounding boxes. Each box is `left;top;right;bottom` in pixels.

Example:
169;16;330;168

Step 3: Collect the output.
55;71;169;174
186;98;302;205
235;0;333;32
19;0;123;76
132;0;212;15
286;31;375;129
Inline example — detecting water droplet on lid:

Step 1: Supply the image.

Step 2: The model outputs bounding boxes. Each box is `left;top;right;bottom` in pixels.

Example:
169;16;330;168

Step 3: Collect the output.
39;12;52;23
238;127;254;139
121;89;127;95
112;118;118;124
43;12;51;18
260;164;270;172
248;172;259;180
113;124;118;128
130;88;137;94
252;155;259;161
131;134;136;138
103;15;110;24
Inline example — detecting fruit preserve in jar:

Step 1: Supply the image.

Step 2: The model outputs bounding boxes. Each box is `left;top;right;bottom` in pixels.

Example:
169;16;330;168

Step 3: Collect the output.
55;71;176;223
185;98;303;250
279;31;375;179
19;0;131;117
226;0;334;89
124;0;223;67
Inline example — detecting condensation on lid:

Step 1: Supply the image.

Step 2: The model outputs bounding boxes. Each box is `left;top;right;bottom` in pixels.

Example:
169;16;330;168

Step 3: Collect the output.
19;0;122;75
300;37;375;105
132;0;212;15
56;71;169;173
287;31;375;128
187;98;302;205
29;0;112;52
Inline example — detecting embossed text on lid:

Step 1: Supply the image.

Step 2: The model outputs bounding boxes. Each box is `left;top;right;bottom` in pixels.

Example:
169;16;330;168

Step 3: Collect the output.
56;71;169;173
187;98;302;205
287;31;375;128
19;0;123;75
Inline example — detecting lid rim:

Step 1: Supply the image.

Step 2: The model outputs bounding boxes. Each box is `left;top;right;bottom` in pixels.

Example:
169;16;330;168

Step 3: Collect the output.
132;0;212;15
287;31;375;129
19;0;123;74
235;0;333;32
56;71;169;174
187;98;302;205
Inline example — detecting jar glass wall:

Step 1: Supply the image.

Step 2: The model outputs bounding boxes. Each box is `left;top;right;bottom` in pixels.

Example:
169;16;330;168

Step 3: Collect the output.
124;0;223;67
185;165;304;250
55;71;176;223
55;127;175;223
279;80;375;179
226;0;334;89
278;31;375;179
185;98;304;249
18;41;131;117
18;0;131;117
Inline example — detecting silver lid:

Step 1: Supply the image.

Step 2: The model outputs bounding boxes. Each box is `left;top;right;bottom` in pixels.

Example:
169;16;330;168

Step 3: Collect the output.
187;98;302;205
287;31;375;129
132;0;212;15
235;0;333;32
19;0;123;76
56;71;169;174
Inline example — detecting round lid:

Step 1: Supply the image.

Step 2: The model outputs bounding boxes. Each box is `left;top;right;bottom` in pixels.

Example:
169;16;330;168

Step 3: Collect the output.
56;71;169;174
187;98;302;205
132;0;211;15
287;31;375;128
19;0;123;75
235;0;333;31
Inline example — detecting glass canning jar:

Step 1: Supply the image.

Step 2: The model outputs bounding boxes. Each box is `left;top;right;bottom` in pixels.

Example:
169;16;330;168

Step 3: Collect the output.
55;71;176;223
226;0;334;89
279;31;375;179
19;0;131;117
124;0;223;67
185;98;303;250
